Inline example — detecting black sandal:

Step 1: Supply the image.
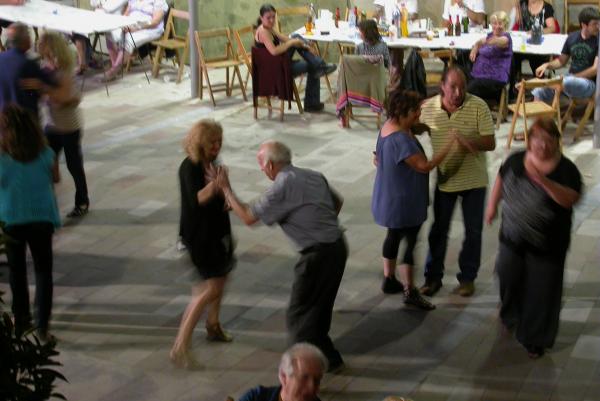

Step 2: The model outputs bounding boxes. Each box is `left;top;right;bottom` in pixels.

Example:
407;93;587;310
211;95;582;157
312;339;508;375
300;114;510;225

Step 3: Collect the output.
67;204;89;218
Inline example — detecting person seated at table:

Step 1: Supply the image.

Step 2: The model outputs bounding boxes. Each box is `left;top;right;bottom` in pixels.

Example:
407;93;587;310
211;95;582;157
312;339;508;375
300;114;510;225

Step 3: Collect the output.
254;3;337;113
70;0;128;75
508;0;559;100
467;11;512;101
532;7;599;103
104;0;168;81
356;19;390;69
0;0;24;52
373;0;418;24
442;0;486;30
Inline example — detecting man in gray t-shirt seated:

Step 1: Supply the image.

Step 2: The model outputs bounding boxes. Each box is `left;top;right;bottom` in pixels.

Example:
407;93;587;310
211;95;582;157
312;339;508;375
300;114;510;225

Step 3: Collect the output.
217;140;347;373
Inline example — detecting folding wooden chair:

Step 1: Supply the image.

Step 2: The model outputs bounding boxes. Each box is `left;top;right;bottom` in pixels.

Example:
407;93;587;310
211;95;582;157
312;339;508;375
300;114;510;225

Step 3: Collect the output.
337;54;387;129
562;96;595;141
151;8;190;83
252;46;303;121
233;25;254;90
507;76;563;148
194;28;248;107
418;49;454;85
482;85;509;130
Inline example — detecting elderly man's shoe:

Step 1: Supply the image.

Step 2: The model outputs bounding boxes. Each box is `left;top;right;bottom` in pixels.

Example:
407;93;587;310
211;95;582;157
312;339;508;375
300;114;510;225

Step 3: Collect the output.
453;281;475;297
419;279;442;297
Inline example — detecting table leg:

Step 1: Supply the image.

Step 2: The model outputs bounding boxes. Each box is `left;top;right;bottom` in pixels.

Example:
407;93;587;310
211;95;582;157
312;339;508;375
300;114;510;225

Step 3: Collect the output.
314;42;335;103
127;29;150;84
97;34;110;97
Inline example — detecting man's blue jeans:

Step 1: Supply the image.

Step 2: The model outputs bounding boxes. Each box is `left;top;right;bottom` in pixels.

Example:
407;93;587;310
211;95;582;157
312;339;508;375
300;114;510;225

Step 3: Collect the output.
532;75;596;102
424;187;487;283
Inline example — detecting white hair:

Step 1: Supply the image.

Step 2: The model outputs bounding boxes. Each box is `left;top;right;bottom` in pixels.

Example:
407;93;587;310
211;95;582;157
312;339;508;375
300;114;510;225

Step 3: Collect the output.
261;140;292;165
278;343;328;378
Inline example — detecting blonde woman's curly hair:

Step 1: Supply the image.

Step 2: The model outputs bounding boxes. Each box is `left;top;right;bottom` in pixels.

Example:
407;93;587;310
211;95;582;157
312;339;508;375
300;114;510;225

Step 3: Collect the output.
183;119;223;164
38;31;74;73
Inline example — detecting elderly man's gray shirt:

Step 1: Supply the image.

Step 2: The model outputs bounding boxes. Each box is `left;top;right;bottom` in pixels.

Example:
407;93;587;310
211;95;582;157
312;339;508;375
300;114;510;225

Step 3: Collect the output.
250;165;342;251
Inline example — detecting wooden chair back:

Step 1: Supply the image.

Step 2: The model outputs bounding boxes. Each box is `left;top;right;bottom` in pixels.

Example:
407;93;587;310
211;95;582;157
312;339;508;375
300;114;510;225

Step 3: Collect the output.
276;6;309;33
337;53;387;129
151;8;190;82
419;49;454;85
195;28;237;66
233;25;254;73
506;76;563;148
194;28;247;106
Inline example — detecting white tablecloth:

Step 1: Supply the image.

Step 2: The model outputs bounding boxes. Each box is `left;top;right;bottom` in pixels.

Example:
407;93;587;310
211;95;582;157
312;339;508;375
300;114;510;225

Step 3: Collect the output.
0;0;141;35
298;27;567;56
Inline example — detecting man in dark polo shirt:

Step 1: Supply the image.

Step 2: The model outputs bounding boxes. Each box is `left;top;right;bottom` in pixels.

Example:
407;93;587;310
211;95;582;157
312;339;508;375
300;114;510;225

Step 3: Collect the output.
0;22;55;119
533;7;600;102
217;140;347;373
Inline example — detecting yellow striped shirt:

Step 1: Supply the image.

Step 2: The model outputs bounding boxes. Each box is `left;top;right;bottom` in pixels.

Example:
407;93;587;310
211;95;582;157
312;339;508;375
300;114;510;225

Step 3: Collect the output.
420;94;495;192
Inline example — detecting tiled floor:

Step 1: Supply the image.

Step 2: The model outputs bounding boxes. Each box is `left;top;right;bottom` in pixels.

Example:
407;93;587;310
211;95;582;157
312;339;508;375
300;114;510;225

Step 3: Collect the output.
1;63;599;401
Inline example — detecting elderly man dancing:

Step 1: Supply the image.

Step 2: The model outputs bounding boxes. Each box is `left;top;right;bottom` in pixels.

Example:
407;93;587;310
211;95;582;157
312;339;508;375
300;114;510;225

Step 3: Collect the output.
217;140;346;373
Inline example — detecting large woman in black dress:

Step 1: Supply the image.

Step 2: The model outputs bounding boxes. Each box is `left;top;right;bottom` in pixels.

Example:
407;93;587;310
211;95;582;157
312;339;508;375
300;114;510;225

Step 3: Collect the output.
486;117;582;358
170;119;235;368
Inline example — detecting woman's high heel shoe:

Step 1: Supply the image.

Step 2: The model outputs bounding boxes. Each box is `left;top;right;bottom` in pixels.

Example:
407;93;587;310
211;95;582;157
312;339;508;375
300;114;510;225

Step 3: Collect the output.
206;323;233;342
169;348;200;369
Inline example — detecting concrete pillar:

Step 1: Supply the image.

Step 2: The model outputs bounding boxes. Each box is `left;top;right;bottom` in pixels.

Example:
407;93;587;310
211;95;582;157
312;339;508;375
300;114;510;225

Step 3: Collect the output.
189;0;198;98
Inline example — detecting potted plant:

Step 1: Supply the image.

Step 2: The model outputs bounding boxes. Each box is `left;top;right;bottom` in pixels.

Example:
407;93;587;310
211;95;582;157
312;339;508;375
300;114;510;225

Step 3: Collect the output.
0;221;67;401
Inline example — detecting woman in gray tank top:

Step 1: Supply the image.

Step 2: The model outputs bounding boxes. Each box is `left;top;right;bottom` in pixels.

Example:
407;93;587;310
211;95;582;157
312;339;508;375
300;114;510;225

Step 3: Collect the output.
38;32;90;218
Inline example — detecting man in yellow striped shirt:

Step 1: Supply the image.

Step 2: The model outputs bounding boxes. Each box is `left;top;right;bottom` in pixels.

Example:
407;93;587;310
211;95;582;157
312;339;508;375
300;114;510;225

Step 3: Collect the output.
419;67;495;297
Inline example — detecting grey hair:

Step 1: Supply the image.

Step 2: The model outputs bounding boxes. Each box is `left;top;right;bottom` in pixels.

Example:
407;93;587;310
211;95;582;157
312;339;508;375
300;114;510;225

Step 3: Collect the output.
261;140;292;165
278;343;328;378
6;23;30;50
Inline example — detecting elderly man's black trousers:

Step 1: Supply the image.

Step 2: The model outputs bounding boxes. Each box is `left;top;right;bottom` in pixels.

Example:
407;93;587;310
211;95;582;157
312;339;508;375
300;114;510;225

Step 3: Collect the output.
287;235;347;367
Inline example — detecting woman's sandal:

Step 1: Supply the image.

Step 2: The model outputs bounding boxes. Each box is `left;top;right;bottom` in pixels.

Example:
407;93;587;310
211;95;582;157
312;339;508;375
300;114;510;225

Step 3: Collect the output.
206;323;233;342
67;204;89;218
169;348;201;369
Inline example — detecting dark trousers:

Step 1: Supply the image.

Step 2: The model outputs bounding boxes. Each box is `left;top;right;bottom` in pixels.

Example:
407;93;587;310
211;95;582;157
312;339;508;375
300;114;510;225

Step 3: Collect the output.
424;187;486;283
509;53;549;98
467;78;506;102
289;33;324;107
5;223;55;333
46;127;89;207
496;241;566;349
288;235;347;365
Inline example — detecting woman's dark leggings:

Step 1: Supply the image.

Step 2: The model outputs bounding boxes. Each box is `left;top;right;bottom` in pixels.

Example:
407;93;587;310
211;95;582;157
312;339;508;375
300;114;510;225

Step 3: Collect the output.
382;225;422;265
5;222;55;333
46;127;89;207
